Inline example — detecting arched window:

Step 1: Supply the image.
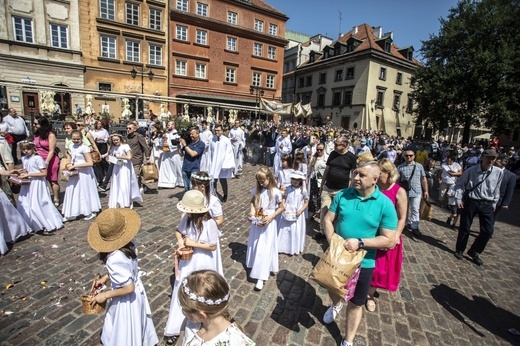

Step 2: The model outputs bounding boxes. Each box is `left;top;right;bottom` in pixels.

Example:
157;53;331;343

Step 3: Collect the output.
53;83;71;115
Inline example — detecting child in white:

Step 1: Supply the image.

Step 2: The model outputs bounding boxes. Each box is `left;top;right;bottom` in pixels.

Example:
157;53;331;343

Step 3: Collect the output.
277;154;294;191
0;166;31;254
164;190;223;344
16;141;63;232
62;130;101;221
247;167;284;291
177;270;255;346
191;171;224;227
107;134;142;208
88;209;158;346
278;171;309;255
447;186;460;229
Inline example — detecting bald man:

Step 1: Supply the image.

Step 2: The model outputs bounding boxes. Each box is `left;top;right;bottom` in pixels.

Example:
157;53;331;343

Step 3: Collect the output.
322;161;398;346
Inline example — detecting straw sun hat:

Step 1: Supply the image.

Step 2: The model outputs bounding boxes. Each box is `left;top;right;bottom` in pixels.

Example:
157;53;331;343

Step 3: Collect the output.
87;209;141;253
177;190;209;214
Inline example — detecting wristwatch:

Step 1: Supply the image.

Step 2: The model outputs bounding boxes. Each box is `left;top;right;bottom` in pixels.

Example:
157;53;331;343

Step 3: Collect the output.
358;238;365;249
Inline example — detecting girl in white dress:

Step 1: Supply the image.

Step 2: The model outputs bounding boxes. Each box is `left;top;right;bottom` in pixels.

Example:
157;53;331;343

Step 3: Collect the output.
0;166;31;254
62;130;101;221
177;270;255;346
246;167;284;291
278;171;309;255
276;154;294;191
149;123;163;167
191;171;223;227
107;134;142;208
88;208;159;346
164;190;223;345
16;141;63;233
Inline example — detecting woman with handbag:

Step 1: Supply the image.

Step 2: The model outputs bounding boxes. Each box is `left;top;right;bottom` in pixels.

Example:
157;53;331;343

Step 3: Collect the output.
365;159;408;312
33;117;61;206
90;120;110;185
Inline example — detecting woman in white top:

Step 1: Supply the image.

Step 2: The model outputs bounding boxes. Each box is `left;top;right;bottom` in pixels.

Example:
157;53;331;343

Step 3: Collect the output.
90;121;110;184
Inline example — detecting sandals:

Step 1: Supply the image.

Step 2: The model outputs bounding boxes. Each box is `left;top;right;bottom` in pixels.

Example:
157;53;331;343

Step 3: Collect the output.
365;297;376;312
164;335;178;345
54;200;60;207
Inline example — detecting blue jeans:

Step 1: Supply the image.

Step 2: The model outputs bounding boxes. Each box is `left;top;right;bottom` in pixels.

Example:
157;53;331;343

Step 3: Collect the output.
182;169;198;191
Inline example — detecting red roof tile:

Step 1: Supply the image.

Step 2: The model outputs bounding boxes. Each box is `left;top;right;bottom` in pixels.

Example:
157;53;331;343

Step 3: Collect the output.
252;0;287;16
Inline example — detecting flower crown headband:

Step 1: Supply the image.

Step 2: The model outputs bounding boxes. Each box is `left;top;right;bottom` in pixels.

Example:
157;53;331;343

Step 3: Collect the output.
182;278;229;305
18;140;35;146
191;173;212;181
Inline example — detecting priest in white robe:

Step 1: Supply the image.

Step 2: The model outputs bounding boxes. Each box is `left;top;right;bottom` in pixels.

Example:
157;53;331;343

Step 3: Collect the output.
158;121;184;188
199;120;213;172
208;124;235;202
228;120;245;177
273;128;292;176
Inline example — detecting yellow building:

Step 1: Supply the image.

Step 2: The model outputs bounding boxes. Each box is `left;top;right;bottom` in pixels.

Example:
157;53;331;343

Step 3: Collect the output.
80;0;169;121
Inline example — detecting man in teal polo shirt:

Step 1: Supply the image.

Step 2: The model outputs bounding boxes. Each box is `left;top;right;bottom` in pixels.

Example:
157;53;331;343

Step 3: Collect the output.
323;160;398;346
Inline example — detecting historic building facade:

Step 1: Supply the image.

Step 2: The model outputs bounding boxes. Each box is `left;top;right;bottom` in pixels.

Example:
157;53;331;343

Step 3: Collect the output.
0;0;84;117
168;0;288;120
293;24;421;137
80;0;169;120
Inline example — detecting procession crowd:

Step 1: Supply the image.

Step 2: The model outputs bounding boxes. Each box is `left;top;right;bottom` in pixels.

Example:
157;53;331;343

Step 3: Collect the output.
0;107;518;346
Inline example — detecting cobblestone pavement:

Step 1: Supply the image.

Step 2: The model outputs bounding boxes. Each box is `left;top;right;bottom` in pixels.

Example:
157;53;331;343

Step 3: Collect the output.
1;162;519;346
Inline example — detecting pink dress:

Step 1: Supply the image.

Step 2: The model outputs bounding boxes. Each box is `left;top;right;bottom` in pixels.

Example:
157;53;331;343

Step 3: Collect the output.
34;134;60;182
371;183;403;291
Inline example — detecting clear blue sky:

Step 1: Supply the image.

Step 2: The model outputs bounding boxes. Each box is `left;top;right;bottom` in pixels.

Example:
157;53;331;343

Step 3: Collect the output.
266;0;460;58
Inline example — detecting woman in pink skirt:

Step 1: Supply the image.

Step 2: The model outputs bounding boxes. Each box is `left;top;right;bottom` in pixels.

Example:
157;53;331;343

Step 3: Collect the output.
33;117;60;206
366;158;408;311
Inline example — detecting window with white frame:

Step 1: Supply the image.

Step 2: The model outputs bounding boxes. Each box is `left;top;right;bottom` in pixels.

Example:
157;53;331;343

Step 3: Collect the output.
197;2;208;16
100;35;116;58
149;8;162;30
149;44;162;65
177;0;188;11
266;75;275;89
12;17;33;43
196;29;207;45
379;67;387;80
100;0;115;20
267;46;276;60
227;11;237;25
126;2;139;26
195;63;206;79
254;19;264;32
176;25;188;41
269;23;278;36
50;23;68;48
226;36;237;51
253;43;262;57
225;68;236;83
176;60;187;76
125;40;140;62
252;72;261;87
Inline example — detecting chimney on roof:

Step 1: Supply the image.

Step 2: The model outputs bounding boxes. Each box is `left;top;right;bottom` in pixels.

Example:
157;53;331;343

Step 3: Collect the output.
373;26;383;39
383;31;394;40
353;26;358;35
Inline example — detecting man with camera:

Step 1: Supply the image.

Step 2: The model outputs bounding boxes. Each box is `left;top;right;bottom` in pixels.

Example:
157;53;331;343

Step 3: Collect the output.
179;127;205;190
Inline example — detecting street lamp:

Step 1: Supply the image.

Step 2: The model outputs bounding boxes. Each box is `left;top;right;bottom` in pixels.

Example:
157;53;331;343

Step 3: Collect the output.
130;66;154;118
249;86;264;120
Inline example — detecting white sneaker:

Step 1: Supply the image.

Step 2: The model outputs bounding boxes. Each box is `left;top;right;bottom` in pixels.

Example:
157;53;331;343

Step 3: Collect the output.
254;280;264;291
323;302;344;324
340;340;353;346
62;217;69;223
139;187;144;194
84;213;96;221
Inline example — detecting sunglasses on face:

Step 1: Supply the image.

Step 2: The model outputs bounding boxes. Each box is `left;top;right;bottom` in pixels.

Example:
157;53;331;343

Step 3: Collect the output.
316;149;324;151
405;154;414;157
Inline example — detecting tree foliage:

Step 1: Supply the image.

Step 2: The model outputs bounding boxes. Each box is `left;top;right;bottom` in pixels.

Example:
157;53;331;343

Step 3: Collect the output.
412;0;520;143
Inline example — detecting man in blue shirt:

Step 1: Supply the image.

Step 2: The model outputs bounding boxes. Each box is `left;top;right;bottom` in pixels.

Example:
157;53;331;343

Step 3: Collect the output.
322;161;398;346
179;127;205;190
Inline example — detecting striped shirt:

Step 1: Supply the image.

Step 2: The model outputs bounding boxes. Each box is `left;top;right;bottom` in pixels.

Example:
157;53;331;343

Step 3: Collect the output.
455;164;503;208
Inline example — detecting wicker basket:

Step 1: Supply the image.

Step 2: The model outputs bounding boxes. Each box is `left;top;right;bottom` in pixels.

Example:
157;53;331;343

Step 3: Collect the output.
178;246;194;260
81;295;105;315
81;274;106;315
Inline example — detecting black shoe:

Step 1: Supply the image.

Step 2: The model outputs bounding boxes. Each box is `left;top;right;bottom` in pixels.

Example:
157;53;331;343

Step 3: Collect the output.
454;251;463;260
222;195;227;202
446;217;452;225
412;228;422;237
314;232;325;240
468;251;483;266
